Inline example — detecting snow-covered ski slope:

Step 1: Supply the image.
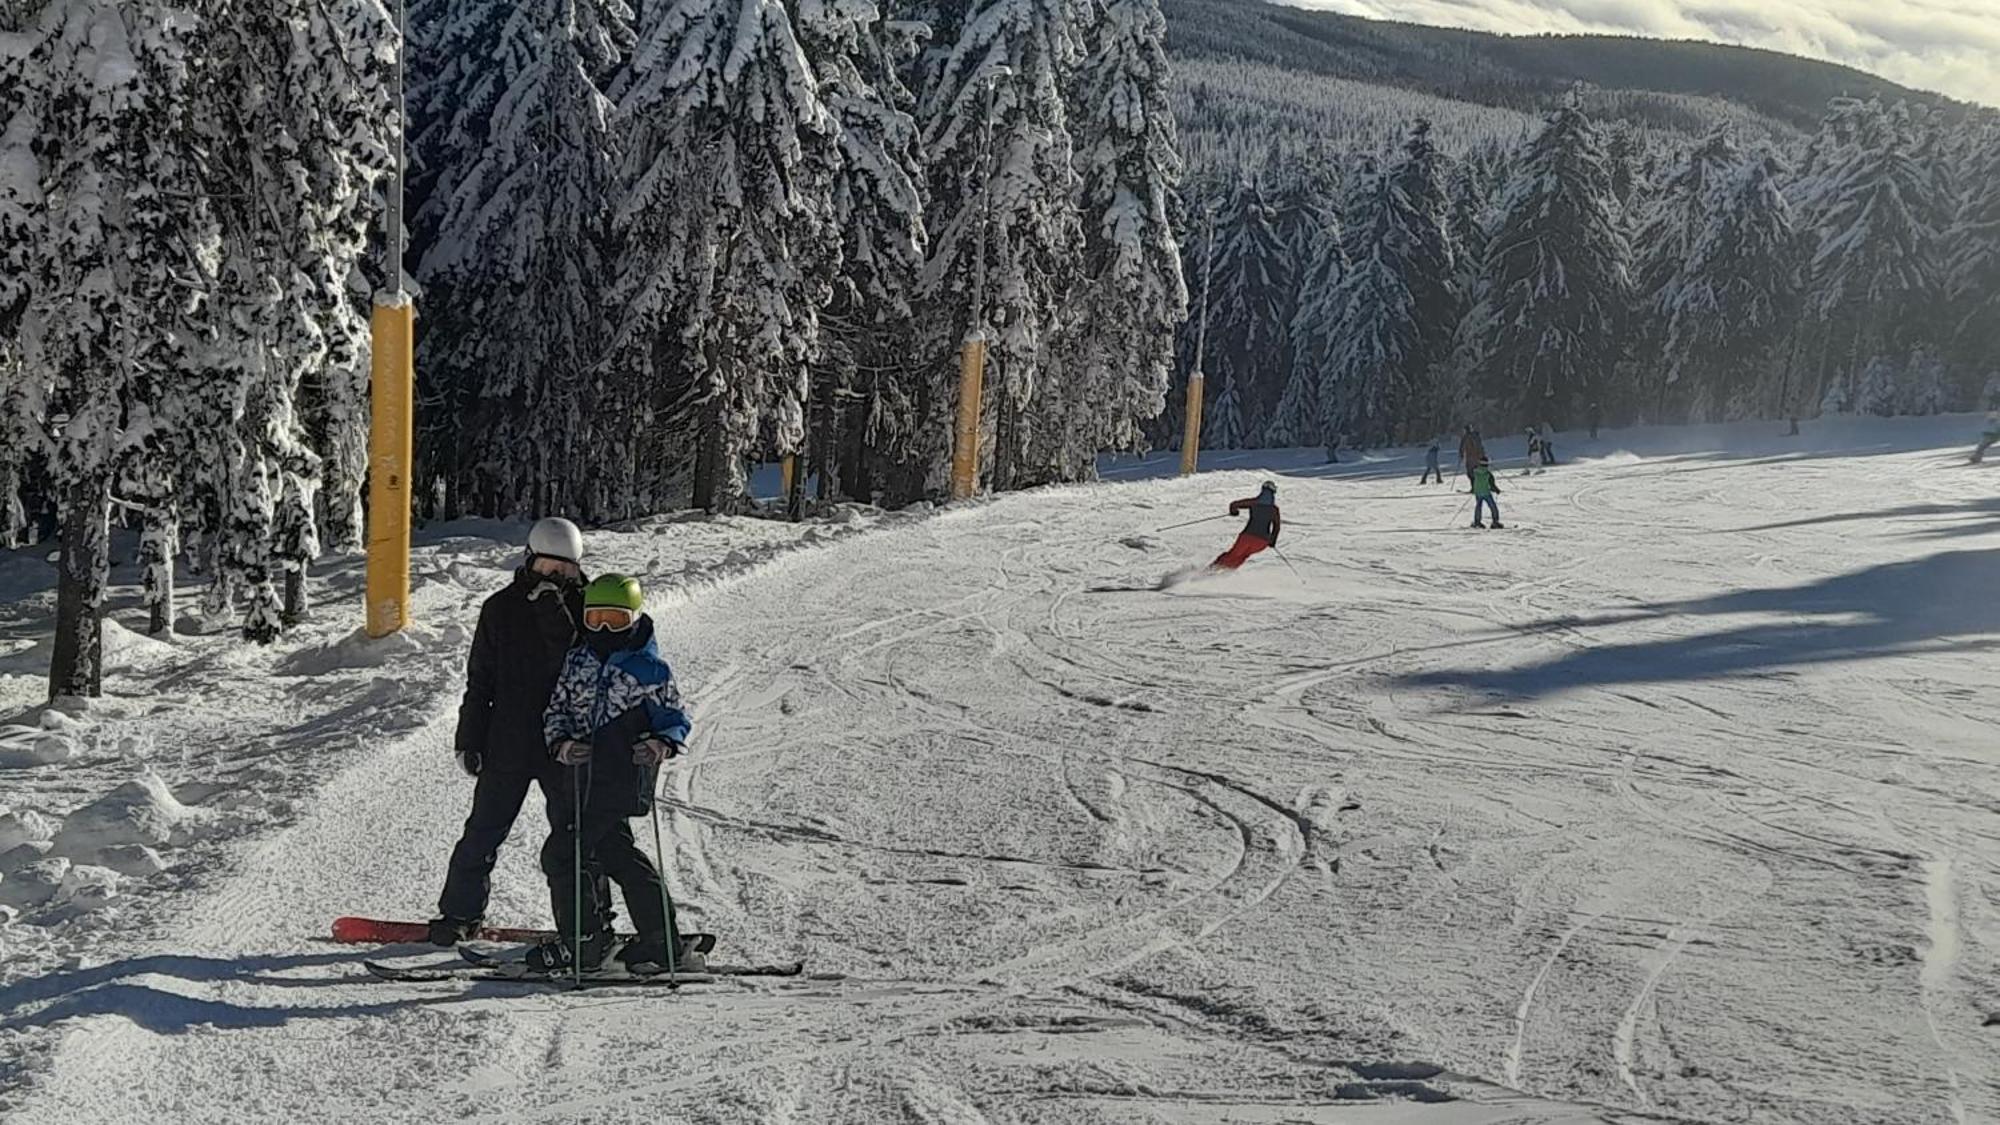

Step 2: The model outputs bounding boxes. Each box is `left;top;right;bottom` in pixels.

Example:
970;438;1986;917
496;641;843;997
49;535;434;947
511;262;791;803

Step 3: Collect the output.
3;416;1996;1123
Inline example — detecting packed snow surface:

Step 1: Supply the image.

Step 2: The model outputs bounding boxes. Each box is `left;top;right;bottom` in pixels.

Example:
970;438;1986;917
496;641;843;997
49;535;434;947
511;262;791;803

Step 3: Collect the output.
2;417;1996;1123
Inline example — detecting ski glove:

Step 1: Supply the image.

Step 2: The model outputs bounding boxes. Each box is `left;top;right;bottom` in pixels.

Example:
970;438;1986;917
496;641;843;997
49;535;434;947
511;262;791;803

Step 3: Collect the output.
457;749;482;777
554;739;592;766
633;736;682;766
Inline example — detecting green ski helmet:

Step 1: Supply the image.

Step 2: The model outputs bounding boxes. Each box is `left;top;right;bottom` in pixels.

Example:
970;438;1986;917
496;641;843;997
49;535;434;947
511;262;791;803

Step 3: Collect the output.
583;574;643;612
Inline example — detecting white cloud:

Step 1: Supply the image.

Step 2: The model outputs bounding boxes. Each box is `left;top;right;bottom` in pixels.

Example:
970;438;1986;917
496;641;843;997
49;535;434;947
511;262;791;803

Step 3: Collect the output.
1291;0;2000;106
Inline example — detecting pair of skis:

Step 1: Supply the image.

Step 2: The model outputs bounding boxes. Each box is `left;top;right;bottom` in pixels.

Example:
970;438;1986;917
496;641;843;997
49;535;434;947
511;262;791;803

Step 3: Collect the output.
363;945;805;989
334;916;805;990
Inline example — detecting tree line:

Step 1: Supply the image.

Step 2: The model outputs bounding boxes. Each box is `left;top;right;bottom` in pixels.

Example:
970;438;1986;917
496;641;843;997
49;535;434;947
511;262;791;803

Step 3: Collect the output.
1171;94;2000;452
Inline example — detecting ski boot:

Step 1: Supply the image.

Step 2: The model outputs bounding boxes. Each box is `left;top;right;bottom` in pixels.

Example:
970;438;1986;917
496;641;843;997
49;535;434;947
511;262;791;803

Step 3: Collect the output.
426;915;481;947
1470;521;1485;529
617;932;715;975
526;931;613;974
1490;522;1505;529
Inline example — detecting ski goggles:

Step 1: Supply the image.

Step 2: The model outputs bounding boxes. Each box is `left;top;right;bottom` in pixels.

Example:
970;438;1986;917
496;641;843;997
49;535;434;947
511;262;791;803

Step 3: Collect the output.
583;606;635;632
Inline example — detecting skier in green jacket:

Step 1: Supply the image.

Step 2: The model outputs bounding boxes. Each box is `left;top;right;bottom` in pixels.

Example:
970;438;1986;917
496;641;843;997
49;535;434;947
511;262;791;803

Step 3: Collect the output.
1973;412;2000;464
1470;460;1503;529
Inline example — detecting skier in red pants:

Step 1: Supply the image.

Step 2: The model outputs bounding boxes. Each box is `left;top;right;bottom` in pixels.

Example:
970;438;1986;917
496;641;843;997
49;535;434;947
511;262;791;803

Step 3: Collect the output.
1212;481;1281;569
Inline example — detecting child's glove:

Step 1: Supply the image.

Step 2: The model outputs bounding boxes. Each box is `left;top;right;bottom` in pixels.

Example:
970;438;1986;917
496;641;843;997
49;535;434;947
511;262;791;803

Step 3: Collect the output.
633;736;682;765
554;739;592;766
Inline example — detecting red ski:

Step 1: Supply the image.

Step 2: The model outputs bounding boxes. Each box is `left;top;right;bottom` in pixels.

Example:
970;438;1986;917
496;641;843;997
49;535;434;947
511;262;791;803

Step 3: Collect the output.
332;916;590;945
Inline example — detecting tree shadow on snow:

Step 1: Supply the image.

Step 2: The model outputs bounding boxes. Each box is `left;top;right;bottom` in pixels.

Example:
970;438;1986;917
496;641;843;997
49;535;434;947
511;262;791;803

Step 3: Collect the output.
0;949;467;1035
1724;496;2000;535
1396;548;2000;700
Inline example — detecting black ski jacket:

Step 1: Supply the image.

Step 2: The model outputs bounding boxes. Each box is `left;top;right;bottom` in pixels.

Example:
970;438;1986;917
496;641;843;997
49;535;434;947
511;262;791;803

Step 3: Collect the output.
455;568;585;773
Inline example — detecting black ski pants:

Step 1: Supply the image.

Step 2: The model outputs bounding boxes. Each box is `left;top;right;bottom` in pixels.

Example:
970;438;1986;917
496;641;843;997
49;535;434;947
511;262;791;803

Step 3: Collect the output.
438;768;550;922
1421;462;1442;484
542;794;679;950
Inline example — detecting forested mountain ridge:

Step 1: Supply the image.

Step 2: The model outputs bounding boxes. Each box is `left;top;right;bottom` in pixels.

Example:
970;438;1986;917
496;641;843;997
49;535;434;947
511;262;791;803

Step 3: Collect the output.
1161;0;1964;133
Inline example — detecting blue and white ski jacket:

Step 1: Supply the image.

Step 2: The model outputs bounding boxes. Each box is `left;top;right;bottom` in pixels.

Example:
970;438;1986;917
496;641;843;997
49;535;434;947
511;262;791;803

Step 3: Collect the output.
543;615;692;751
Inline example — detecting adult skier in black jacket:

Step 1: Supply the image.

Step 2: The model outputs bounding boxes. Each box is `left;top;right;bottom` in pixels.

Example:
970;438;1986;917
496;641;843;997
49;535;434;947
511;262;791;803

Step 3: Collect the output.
427;518;588;946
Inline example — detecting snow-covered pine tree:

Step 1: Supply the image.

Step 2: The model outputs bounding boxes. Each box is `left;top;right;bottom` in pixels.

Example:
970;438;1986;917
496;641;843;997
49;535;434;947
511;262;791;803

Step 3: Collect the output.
915;0;1084;492
1050;0;1186;471
417;0;628;520
798;0;928;503
1202;371;1246;450
3;0;214;694
1314;124;1458;451
1201;178;1292;444
1269;182;1348;449
1457;92;1630;430
615;0;842;511
1946;130;2000;393
1801;100;1945;417
1633;127;1740;416
1660;154;1804;421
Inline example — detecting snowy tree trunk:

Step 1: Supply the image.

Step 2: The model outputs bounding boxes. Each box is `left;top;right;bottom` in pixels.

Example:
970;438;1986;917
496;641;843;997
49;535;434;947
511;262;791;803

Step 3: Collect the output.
50;473;113;701
692;399;725;513
0;462;20;550
284;569;308;627
140;502;178;637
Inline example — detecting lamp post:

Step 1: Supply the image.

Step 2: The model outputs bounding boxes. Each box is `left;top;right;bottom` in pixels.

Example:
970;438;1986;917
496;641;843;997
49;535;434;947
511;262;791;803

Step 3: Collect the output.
1180;203;1216;476
366;0;414;638
949;66;1012;502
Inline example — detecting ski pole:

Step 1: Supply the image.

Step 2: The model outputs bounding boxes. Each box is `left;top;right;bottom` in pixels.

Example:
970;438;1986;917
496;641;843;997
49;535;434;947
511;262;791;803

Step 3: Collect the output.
1447;495;1471;529
1271;545;1305;583
648;788;681;988
570;760;583;989
1154;513;1231;533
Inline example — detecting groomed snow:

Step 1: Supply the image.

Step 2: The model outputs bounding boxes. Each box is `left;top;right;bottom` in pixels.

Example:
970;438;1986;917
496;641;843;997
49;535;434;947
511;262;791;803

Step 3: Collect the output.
2;416;1995;1123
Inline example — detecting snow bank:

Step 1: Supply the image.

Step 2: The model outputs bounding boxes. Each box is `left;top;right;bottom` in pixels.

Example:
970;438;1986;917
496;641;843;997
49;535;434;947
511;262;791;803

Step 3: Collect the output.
275;625;433;678
50;772;191;861
0;807;59;851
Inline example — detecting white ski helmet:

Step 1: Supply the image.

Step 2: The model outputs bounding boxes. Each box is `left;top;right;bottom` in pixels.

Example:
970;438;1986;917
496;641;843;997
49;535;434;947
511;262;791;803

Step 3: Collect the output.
527;517;583;565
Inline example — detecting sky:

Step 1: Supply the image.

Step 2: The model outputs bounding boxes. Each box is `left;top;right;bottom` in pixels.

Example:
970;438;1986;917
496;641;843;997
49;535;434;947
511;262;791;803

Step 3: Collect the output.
1294;0;2000;107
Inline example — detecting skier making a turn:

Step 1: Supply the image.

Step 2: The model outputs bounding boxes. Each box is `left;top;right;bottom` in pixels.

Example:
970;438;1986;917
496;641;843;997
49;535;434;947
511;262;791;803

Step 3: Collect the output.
1212;481;1282;570
533;573;693;975
428;517;587;947
1973;412;2000;464
1471;460;1504;529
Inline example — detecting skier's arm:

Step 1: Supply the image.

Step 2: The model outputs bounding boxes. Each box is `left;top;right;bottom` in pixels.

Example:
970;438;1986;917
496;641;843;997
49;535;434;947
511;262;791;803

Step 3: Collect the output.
1270;509;1282;545
542;652;584;750
454;602;499;759
640;668;693;747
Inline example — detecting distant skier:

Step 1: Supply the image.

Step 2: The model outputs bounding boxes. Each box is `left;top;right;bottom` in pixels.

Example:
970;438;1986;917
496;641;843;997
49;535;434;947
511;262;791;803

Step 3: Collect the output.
1587;401;1601;440
428;517;587;947
534;573;693;975
1525;427;1543;469
1470;459;1504;529
1420;439;1444;484
1457;426;1486;487
1211;481;1282;570
1973;412;2000;464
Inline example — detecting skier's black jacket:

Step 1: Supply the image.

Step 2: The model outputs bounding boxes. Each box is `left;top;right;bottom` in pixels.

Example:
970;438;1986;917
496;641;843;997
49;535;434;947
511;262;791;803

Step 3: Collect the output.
455;568;585;772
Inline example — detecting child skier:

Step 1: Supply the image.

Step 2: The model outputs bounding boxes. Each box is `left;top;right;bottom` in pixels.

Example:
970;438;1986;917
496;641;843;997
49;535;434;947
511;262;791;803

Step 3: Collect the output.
534;573;693;975
1421;439;1443;484
1470;459;1504;529
1212;481;1281;569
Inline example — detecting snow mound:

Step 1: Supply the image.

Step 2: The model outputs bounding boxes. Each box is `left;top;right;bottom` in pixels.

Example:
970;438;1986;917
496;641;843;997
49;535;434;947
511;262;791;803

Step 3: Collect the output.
51;772;191;860
0;856;68;909
275;626;431;678
0;728;72;767
99;618;179;671
1;841;52;874
0;808;59;851
1586;449;1644;465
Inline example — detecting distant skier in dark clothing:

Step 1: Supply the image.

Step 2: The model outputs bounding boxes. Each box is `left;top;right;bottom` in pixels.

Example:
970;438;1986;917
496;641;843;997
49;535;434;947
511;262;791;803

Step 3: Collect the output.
1457;426;1486;486
1470;460;1503;529
534;574;693;975
429;518;588;947
1421;440;1443;484
1212;481;1281;570
1587;402;1601;441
